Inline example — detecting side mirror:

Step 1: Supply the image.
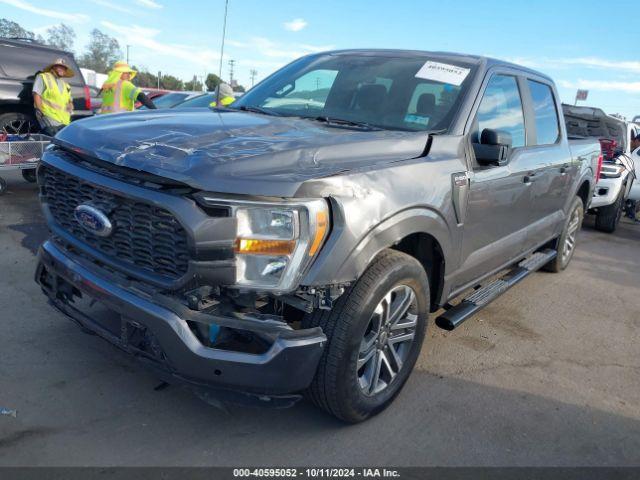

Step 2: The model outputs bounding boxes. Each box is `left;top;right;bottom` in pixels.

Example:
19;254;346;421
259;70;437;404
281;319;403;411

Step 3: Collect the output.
473;128;512;166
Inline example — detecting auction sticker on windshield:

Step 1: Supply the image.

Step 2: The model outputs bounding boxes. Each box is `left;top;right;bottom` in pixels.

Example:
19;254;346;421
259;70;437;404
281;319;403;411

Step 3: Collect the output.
415;61;470;86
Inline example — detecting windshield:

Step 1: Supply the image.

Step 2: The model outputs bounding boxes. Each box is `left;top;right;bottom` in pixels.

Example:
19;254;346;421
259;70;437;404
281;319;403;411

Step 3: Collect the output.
234;53;477;131
140;92;190;110
173;93;215;108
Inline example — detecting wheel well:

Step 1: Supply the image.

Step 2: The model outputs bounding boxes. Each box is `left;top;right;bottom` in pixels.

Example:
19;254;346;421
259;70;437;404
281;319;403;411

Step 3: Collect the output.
0;103;35;117
392;233;445;312
577;180;590;208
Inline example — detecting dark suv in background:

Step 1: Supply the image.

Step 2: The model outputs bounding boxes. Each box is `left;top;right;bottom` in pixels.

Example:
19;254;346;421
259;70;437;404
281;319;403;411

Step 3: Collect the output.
0;37;92;134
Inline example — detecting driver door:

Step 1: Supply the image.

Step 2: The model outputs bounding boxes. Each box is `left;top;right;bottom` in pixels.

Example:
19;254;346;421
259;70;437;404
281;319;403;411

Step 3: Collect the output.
454;73;539;290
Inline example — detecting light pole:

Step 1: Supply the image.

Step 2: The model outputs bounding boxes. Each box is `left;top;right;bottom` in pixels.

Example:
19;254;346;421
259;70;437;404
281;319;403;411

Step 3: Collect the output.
126;44;131;64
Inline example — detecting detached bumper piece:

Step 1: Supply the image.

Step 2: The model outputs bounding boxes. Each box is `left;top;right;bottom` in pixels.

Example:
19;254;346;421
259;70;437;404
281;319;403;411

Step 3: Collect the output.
436;249;557;331
36;240;326;407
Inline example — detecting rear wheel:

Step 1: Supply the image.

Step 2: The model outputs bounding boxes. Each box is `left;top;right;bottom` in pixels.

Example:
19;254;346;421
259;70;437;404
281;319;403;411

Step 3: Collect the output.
0;177;7;195
302;249;429;423
0;112;39;135
595;188;624;233
545;196;583;273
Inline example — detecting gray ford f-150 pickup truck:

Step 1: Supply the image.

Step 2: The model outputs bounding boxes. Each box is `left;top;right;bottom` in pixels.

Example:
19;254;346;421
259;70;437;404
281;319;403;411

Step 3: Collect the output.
35;50;600;422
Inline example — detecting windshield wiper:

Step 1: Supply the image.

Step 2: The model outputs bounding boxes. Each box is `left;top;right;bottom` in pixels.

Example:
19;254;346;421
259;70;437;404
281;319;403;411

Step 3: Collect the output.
234;105;281;116
313;116;383;131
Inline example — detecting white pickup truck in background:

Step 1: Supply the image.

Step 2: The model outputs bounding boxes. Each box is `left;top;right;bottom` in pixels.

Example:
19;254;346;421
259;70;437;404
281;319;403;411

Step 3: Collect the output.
563;105;637;232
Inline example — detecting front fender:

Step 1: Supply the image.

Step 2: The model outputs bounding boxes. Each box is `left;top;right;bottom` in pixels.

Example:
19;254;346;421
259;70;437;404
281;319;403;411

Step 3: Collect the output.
301;201;453;287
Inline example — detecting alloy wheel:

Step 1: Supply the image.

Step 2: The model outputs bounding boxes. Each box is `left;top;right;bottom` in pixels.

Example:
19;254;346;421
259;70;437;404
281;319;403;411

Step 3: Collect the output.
562;206;581;264
2;117;36;135
357;285;418;396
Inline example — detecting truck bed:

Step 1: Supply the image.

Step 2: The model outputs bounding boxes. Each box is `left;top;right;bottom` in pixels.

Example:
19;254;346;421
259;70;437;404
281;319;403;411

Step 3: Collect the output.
568;137;601;188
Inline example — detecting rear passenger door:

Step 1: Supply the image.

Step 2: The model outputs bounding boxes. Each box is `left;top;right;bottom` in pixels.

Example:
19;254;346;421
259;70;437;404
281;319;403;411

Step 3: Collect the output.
520;78;574;248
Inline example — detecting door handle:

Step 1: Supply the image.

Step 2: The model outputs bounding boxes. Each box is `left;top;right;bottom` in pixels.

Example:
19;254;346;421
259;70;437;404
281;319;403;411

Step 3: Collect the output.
560;164;569;175
523;172;537;184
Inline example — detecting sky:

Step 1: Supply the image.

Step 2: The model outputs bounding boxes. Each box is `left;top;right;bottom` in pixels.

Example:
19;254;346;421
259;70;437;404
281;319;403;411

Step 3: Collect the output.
2;0;639;119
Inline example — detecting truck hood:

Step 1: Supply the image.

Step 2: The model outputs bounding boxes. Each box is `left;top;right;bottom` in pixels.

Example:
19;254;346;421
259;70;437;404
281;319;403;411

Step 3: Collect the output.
56;108;430;197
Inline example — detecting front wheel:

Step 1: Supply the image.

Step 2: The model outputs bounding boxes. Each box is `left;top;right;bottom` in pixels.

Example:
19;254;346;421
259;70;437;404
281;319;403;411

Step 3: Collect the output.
302;249;429;423
0;112;38;135
21;169;37;183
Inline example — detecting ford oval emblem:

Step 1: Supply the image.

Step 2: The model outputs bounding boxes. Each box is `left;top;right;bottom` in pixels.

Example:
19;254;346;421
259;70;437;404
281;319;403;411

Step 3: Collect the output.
74;205;113;237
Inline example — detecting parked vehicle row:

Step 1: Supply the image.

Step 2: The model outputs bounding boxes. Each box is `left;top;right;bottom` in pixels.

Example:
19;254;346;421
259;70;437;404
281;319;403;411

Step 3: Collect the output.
563;104;637;232
35;49;601;423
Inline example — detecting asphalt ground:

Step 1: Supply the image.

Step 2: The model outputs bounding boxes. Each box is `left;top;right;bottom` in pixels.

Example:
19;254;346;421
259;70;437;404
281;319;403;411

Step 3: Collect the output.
0;170;638;466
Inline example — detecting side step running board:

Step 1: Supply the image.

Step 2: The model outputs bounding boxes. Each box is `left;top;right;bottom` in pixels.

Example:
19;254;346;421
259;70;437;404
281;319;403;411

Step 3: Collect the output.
435;249;557;331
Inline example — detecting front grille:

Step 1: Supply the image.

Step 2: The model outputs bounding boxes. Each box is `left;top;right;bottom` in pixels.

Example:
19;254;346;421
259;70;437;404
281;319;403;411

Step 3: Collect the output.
41;165;190;280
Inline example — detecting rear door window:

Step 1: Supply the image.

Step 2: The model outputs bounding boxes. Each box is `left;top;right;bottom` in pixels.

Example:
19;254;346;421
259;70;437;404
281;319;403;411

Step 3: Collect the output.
1;42;48;79
476;74;526;148
527;80;560;145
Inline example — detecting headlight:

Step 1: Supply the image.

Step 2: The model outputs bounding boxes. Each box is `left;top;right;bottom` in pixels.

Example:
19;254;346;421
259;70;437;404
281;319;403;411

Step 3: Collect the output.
199;196;329;292
600;164;624;179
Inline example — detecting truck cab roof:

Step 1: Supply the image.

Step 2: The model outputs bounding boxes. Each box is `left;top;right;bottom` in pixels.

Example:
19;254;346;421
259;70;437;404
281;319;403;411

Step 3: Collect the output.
308;49;554;82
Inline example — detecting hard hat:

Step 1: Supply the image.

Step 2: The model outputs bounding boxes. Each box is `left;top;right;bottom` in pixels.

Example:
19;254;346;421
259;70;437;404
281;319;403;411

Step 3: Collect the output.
110;61;137;80
43;57;74;78
216;83;234;98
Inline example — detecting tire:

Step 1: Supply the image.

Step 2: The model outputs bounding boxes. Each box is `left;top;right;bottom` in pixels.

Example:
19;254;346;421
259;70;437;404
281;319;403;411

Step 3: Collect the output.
545;196;584;273
595;188;624;233
302;249;429;423
0;177;6;195
0;111;39;135
21;169;37;183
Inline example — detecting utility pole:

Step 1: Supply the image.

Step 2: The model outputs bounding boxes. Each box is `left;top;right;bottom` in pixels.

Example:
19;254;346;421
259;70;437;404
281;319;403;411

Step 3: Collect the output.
157;70;161;90
126;44;131;64
228;59;235;84
250;69;257;87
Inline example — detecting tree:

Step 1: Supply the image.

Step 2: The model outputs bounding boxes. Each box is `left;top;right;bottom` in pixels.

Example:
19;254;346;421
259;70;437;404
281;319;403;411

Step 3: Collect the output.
184;76;203;91
78;29;121;73
159;74;183;91
46;24;75;52
205;73;222;92
232;84;246;93
0;18;45;43
133;68;158;89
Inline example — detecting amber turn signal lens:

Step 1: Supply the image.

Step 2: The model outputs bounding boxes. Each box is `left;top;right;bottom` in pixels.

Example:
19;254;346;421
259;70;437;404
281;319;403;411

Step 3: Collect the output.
308;211;328;256
235;238;296;256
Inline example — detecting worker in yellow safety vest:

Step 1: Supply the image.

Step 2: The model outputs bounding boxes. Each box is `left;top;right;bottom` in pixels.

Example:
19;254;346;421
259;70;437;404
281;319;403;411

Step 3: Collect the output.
32;58;74;136
100;61;156;114
210;83;235;107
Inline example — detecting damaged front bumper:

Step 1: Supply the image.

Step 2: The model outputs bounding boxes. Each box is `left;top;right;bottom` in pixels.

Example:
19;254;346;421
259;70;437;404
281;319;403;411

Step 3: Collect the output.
35;240;326;407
